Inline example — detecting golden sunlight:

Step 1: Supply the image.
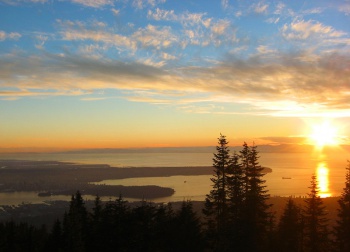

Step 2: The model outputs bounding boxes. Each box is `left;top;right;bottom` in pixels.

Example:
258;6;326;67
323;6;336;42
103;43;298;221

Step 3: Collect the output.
308;121;339;149
317;162;331;198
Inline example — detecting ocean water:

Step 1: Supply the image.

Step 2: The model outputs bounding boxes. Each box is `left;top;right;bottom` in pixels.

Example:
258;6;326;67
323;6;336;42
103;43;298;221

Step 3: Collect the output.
1;150;350;205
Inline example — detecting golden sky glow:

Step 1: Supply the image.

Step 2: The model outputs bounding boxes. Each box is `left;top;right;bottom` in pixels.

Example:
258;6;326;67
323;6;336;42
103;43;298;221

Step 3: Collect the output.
1;1;350;150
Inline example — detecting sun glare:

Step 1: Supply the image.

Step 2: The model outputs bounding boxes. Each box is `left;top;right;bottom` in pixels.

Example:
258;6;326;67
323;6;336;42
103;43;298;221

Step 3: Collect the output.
308;121;339;149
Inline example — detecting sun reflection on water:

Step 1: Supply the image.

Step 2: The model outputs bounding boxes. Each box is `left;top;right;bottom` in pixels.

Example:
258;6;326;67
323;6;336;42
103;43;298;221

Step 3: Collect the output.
317;162;331;198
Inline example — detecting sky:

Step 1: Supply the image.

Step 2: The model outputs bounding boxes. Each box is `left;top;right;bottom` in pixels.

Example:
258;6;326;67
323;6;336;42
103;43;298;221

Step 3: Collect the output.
1;0;350;151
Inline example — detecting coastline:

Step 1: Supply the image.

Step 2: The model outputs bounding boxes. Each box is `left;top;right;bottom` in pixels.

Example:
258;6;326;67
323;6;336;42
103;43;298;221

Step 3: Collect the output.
0;160;272;205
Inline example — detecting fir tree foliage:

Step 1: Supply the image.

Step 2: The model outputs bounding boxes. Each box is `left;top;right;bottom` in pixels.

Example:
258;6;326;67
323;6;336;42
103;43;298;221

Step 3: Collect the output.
334;160;350;252
204;135;271;252
203;133;232;251
277;198;303;252
173;201;204;251
241;142;271;252
303;175;329;252
63;190;88;252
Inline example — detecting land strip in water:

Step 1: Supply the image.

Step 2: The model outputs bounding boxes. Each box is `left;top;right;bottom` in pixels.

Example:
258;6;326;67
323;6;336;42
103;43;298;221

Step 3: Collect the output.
0;160;271;199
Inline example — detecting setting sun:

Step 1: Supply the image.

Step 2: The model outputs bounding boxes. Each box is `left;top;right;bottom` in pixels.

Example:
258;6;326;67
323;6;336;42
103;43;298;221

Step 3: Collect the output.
308;121;339;149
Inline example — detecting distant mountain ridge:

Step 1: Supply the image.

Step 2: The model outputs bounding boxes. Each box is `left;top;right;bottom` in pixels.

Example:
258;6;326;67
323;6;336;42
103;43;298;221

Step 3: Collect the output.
1;144;349;154
55;144;350;154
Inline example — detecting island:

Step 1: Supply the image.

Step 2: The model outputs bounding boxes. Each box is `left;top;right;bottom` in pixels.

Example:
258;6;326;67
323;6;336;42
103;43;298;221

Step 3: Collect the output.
0;160;271;200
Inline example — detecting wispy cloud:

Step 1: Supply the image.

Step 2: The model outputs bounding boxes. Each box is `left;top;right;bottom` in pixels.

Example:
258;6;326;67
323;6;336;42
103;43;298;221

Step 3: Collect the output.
57;19;137;52
1;0;350;120
0;0;47;5
132;0;166;9
132;24;177;49
302;7;324;15
282;20;346;40
1;49;350;117
0;88;90;98
221;0;229;10
0;31;21;41
256;45;275;54
80;97;109;101
339;4;350;15
70;0;114;8
111;8;120;15
147;8;239;49
147;8;177;21
211;19;230;35
252;2;269;14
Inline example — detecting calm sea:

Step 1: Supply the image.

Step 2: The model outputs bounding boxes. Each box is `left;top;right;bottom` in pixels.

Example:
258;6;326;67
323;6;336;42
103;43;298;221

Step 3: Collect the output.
1;150;350;205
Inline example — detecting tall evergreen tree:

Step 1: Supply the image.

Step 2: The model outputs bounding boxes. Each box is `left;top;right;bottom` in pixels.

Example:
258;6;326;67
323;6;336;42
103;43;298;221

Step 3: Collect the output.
63;191;88;252
153;203;175;251
277;198;303;252
87;196;103;252
303;175;329;252
203;133;231;251
240;142;251;196
173;201;204;251
227;151;245;250
97;195;131;252
129;201;157;251
334;160;350;252
228;151;244;219
242;143;271;252
204;137;271;251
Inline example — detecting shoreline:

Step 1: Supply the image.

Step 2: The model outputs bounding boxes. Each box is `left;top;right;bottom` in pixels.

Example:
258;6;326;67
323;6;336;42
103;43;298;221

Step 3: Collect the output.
0;159;272;204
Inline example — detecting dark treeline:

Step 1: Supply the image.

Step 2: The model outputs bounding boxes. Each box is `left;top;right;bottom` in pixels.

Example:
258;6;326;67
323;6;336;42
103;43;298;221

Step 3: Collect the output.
0;193;203;252
1;134;350;252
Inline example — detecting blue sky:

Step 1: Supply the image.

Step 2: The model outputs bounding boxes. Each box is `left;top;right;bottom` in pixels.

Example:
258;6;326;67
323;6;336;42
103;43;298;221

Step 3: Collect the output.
1;0;350;150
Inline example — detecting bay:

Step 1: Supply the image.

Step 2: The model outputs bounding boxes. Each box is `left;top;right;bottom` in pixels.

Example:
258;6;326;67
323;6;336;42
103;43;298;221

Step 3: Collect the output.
1;149;350;205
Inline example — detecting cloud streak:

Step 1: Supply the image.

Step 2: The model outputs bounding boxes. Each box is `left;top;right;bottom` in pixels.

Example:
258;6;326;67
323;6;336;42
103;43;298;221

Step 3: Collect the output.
0;31;21;41
1;48;350;117
1;0;350;119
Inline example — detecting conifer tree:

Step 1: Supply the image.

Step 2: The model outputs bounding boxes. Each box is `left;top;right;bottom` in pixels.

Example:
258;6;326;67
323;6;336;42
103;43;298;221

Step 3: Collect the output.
153;203;175;251
228;151;244;219
48;219;63;251
242;143;271;252
277;198;303;252
203;134;231;251
303;175;329;252
87;196;103;252
63;191;88;252
97;195;130;251
240;142;251;195
130;201;157;251
227;151;245;249
173;201;204;251
334;161;350;252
